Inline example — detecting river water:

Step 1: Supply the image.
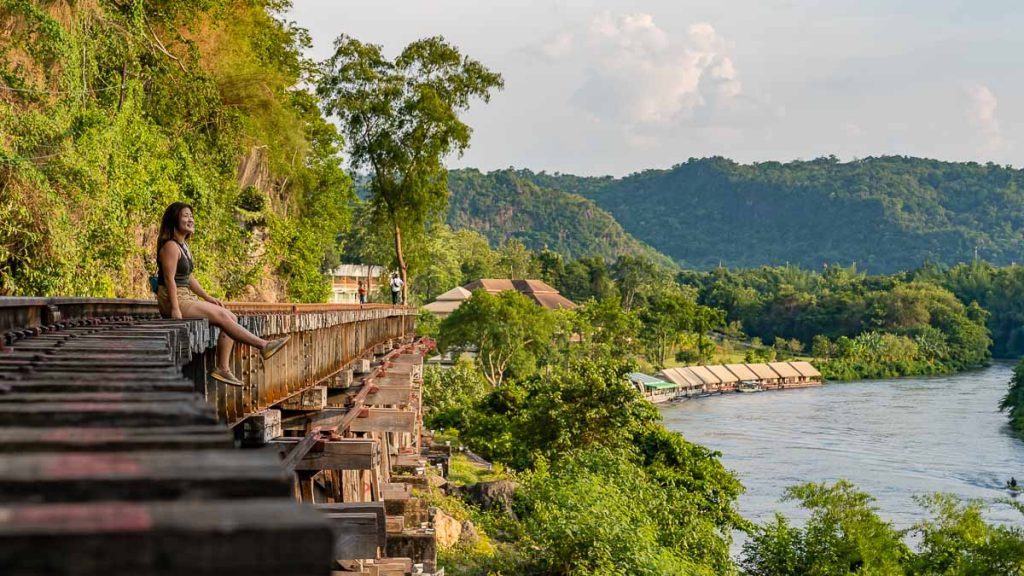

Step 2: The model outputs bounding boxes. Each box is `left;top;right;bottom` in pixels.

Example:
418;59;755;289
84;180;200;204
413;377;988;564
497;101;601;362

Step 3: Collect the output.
660;363;1024;531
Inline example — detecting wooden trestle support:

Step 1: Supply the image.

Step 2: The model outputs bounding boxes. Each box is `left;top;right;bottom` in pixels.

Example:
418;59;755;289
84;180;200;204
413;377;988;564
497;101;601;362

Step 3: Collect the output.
0;298;444;576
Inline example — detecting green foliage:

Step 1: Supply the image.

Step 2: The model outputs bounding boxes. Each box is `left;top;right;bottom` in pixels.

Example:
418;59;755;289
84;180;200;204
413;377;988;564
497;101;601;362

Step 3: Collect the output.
421;361;489;431
741;481;911;575
914;260;1024;357
911;494;1024;575
429;354;744;575
1000;359;1024;436
567;295;644;359
741;483;1024;576
683;267;991;379
638;286;724;368
438;289;558;387
460;357;659;470
317;35;503;290
0;1;352;300
513;448;727;576
447;168;673;267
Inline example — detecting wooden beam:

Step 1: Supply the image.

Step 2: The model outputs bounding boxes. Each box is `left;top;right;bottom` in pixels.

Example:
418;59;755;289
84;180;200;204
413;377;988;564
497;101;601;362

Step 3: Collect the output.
242;409;281;446
281;409;349;433
0;450;292;502
386;515;405;534
315;502;386;547
280;387;327;411
381;483;412;501
365;385;412;406
0;499;333;576
348;409;416;434
326;512;382;561
372;374;411;387
270;439;380;471
0;400;218;427
0;426;233;452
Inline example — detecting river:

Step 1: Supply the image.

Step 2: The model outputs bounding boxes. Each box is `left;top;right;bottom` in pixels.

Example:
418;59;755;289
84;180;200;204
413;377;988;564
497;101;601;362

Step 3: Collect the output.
660;363;1024;532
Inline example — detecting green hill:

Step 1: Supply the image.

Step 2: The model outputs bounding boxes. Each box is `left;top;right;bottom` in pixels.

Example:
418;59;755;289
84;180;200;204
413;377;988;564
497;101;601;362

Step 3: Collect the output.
446;169;674;267
510;157;1024;273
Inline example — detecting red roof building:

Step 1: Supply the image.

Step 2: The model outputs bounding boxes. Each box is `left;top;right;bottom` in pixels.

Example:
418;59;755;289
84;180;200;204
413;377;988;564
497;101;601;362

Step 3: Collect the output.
423;279;577;317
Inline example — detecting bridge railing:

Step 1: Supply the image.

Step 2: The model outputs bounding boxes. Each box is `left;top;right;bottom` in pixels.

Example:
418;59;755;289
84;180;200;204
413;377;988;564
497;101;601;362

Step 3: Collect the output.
0;298;418;426
203;303;417;426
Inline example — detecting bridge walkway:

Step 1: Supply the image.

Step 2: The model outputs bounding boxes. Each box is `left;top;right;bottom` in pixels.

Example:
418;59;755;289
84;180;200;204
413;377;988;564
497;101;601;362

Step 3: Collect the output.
0;299;433;576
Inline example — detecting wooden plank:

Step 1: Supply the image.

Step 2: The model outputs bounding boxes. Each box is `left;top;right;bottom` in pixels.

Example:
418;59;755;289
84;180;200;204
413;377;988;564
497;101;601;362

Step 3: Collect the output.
381;483;412;501
270;439;380;471
0;400;218;427
0;376;194;393
353;359;372;374
315;502;387;547
386;515;405;534
0;499;333;575
281;387;327;411
349;409;416;434
326;512;382;561
364;385;412;406
0;426;233;452
0;450;292;502
242;409;282;446
0;391;203;403
373;374;411;387
329;369;353;389
281;409;350;433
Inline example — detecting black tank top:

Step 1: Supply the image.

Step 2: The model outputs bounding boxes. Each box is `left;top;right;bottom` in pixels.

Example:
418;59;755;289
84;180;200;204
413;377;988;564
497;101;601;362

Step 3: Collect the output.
157;240;194;287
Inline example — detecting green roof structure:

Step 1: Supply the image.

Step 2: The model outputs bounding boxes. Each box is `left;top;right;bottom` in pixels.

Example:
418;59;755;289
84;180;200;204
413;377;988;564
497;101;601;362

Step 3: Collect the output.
628;372;678;390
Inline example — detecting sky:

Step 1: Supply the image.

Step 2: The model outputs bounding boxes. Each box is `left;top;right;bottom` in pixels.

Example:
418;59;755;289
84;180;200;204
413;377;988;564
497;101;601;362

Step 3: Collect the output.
288;0;1024;176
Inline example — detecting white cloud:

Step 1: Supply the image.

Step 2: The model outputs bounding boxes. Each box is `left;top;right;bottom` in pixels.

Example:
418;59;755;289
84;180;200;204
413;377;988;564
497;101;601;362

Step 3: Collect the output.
569;13;742;130
540;31;574;59
966;84;1007;153
841;122;864;137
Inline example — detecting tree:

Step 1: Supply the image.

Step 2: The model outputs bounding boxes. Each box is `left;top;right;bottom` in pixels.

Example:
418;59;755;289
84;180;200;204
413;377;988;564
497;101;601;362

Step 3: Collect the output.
317;36;503;300
740;481;911;575
438;290;556;387
496;238;538;279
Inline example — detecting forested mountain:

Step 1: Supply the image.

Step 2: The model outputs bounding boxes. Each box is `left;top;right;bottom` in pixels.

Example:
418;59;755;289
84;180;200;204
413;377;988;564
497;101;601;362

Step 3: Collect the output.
446;169;673;266
504;157;1024;273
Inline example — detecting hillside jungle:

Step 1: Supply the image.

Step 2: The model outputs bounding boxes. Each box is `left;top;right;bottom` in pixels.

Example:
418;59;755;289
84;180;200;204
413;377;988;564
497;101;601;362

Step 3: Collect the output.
1;2;1023;574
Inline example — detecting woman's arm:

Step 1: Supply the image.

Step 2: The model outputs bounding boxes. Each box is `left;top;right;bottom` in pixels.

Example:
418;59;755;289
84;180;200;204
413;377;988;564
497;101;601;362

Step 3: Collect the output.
189;276;223;307
159;243;183;320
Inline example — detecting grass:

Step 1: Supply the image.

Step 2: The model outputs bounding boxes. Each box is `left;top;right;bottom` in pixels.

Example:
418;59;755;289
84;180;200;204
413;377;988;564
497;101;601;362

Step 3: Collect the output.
448;452;507;487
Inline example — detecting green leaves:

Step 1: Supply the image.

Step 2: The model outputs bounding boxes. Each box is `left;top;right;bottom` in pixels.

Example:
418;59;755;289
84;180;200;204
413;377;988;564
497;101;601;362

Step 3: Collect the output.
317;34;502;289
742;483;1024;576
438;289;557;387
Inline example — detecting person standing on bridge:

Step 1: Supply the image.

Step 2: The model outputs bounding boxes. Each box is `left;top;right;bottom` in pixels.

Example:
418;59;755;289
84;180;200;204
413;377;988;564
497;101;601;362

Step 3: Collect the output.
390;272;404;305
156;202;290;387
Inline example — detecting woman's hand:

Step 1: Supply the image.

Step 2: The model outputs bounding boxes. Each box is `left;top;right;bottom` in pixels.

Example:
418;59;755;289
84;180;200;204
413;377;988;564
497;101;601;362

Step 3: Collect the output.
207;297;224;307
171;308;183;320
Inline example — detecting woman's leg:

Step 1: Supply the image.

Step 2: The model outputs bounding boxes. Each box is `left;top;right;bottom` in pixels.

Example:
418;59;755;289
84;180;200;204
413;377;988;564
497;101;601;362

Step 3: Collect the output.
182;302;268;370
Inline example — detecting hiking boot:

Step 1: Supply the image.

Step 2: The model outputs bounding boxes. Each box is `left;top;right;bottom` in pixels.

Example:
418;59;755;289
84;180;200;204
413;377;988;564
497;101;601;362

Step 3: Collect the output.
211;368;243;387
262;335;290;361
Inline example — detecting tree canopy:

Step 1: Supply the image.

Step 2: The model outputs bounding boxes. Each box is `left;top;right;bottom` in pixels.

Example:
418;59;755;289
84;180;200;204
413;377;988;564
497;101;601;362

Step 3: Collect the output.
317;35;502;296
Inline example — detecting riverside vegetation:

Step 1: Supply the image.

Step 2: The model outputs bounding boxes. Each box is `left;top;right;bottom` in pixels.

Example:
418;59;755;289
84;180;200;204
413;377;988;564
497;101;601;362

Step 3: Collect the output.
4;2;1024;573
423;288;1024;574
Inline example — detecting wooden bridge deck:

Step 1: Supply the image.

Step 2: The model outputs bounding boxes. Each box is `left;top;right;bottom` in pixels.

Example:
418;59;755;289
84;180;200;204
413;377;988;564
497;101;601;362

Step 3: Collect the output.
0;299;438;576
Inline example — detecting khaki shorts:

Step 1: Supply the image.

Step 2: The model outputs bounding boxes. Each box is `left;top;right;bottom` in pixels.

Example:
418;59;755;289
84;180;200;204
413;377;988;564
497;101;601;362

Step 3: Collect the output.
157;285;203;318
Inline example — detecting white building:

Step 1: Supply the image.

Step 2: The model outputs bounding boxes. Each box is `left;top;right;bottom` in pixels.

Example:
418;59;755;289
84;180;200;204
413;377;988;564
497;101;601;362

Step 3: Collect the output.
328;264;385;304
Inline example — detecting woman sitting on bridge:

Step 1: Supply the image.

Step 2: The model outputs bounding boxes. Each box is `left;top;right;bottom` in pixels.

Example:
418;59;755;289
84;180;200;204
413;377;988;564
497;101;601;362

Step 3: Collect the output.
156;202;289;387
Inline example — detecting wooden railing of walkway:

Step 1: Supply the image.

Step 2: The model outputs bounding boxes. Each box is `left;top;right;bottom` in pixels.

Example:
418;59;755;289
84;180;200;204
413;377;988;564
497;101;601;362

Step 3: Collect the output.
0;297;441;576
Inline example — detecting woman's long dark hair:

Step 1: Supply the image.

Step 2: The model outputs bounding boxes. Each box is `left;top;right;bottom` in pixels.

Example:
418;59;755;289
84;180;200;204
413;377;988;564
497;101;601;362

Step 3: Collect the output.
157;202;193;256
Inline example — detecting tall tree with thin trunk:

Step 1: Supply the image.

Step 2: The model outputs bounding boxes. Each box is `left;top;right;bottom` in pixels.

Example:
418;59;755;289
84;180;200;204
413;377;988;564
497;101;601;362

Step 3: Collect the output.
317;35;503;300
